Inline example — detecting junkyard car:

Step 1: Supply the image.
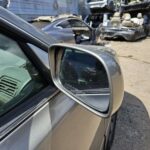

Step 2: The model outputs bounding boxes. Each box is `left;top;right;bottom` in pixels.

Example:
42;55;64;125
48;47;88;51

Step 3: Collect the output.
121;0;150;11
86;0;115;12
31;15;97;44
0;7;124;150
100;12;146;41
100;25;146;41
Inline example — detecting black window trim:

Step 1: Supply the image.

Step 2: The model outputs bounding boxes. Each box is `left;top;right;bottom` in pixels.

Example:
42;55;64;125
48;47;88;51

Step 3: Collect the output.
0;27;51;83
19;42;53;84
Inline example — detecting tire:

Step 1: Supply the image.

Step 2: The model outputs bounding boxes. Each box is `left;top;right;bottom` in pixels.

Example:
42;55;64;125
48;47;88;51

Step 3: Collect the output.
104;112;118;150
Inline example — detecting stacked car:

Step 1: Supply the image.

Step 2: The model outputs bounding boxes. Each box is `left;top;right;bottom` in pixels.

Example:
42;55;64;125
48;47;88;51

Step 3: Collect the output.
99;12;146;41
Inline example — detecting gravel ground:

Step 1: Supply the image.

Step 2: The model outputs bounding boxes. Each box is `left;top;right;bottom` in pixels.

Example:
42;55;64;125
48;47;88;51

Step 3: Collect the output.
109;38;150;150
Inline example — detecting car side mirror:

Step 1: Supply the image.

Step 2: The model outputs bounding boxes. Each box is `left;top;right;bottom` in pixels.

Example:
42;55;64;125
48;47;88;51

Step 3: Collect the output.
49;44;124;117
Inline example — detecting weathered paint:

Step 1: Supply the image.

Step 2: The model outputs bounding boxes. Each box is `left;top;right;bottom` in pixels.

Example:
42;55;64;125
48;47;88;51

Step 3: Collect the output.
1;0;80;21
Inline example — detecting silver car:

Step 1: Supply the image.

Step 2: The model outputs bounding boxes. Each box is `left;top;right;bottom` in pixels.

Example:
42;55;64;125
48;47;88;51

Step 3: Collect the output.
0;7;124;150
31;16;96;44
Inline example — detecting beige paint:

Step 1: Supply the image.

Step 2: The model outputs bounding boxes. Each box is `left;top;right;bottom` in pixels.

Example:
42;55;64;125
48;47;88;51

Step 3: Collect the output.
38;105;105;150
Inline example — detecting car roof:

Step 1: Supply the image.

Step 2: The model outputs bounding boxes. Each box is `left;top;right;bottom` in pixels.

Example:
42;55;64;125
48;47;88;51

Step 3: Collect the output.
48;17;86;28
0;7;58;50
32;16;83;28
41;16;85;31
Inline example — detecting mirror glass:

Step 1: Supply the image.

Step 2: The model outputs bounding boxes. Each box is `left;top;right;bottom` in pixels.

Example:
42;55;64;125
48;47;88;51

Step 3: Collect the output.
58;48;110;113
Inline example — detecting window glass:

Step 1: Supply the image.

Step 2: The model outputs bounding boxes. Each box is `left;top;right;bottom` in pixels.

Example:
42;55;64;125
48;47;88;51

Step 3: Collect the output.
0;33;46;115
57;20;71;28
68;20;87;28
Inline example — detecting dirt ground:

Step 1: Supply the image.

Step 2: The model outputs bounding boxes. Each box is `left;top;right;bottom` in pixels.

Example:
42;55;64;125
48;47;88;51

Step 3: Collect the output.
109;38;150;150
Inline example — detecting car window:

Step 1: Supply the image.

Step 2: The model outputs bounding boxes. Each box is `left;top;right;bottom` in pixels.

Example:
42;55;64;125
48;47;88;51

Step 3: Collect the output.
56;20;71;28
68;19;87;28
0;33;46;116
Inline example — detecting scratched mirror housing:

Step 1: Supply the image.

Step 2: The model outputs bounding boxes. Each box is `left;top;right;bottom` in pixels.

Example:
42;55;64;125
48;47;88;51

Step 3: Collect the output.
49;44;124;117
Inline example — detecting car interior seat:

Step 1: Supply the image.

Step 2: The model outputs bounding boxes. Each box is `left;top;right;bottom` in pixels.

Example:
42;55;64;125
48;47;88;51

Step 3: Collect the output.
122;13;134;27
111;12;121;27
137;13;144;26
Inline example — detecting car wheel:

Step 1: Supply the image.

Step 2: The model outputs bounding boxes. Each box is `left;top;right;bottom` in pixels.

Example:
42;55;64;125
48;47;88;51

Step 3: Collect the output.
105;112;118;150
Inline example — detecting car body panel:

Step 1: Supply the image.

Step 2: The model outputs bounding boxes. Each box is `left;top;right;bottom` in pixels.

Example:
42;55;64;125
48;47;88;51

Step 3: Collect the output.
32;17;94;44
45;28;75;43
0;93;105;150
100;26;146;41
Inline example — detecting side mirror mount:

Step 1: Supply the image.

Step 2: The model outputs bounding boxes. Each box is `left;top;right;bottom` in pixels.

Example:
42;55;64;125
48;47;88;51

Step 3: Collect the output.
49;44;124;117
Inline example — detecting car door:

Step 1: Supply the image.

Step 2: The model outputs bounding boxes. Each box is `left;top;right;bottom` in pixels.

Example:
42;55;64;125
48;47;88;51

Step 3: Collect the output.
67;19;93;43
55;18;92;44
43;20;76;43
0;24;106;150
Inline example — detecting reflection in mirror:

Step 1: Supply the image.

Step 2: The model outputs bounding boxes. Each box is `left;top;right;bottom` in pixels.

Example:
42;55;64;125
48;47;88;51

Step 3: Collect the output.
58;48;110;113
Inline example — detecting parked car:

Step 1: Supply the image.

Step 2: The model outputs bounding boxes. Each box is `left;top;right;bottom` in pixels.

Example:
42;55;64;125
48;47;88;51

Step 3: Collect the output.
100;12;146;41
0;7;124;150
31;15;98;45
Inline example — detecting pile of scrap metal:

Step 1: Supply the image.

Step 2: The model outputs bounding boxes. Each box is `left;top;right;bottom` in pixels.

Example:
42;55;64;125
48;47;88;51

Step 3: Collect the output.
99;12;147;41
121;1;150;13
86;0;116;13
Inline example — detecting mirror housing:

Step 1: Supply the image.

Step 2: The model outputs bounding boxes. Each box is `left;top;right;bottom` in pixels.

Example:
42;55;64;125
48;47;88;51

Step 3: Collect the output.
49;44;124;117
